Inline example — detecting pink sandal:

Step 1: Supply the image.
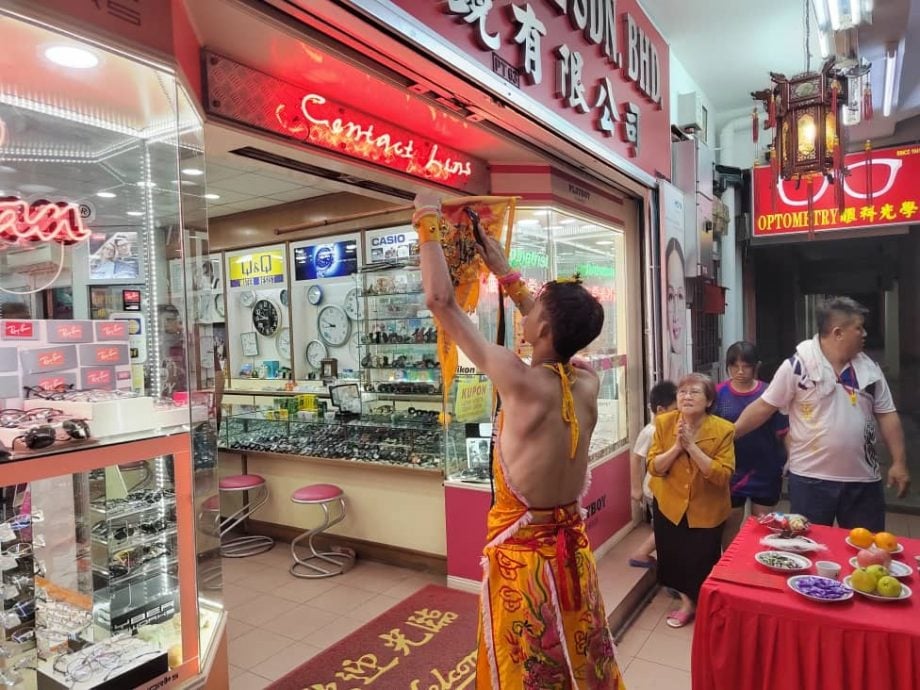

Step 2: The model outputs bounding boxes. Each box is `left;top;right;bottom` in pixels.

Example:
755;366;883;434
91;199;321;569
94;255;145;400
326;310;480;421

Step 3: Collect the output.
666;609;695;628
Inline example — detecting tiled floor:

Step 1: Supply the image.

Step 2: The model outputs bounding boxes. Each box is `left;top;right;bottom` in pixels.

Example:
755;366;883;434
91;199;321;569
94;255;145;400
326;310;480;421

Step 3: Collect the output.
225;512;920;689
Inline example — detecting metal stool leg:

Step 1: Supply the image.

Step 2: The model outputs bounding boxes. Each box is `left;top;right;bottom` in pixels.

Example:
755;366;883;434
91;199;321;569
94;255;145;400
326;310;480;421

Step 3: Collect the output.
219;485;274;558
290;498;355;578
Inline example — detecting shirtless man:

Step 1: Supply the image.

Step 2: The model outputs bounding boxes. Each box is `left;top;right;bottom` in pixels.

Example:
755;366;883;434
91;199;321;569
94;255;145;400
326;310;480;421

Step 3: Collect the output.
415;193;625;689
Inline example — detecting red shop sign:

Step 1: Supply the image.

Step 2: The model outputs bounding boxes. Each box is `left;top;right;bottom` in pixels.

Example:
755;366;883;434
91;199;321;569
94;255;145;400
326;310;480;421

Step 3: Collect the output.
753;145;920;237
384;0;671;179
204;53;486;192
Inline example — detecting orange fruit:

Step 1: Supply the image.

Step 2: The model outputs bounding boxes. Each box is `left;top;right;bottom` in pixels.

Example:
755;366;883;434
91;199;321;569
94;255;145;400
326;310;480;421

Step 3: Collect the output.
849;527;874;549
874;531;899;552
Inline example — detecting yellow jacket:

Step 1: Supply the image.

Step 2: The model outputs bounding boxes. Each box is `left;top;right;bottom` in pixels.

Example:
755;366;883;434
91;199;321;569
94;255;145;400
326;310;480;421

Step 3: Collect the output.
647;410;735;528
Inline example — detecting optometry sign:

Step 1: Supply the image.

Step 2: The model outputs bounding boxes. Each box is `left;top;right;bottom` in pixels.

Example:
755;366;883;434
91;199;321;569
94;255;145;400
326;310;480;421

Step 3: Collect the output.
752;145;920;237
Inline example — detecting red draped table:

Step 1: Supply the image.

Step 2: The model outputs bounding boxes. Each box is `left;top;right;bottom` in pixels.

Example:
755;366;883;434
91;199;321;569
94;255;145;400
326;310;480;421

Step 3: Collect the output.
692;519;920;690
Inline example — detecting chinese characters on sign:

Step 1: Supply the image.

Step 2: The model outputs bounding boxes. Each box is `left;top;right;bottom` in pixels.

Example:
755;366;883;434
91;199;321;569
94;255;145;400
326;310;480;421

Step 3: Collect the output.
752;145;920;237
445;0;663;158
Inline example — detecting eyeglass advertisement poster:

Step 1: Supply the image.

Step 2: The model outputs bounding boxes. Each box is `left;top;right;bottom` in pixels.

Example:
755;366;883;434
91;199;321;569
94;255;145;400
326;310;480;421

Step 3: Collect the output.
752;145;920;237
659;181;691;383
87;231;143;283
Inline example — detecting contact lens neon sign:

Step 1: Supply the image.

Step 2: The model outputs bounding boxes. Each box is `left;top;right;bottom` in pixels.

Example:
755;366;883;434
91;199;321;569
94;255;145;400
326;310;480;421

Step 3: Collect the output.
275;94;473;183
0;197;90;245
203;52;484;191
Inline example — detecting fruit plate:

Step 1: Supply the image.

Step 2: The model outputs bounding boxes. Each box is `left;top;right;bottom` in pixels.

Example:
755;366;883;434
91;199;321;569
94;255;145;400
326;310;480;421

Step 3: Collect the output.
845;537;904;554
787;575;854;602
848;557;912;578
843;576;912;602
755;551;813;573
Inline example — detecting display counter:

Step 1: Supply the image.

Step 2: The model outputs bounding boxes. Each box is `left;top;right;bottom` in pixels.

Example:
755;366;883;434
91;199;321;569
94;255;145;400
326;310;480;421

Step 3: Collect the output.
215;206;636;573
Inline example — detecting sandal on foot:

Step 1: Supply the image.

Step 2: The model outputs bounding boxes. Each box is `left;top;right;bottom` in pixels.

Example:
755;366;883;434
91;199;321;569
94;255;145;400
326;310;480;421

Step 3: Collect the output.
628;557;657;569
666;610;694;628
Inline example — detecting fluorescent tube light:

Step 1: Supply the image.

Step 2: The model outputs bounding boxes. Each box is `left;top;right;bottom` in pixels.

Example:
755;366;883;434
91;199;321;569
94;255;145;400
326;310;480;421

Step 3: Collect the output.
883;44;900;118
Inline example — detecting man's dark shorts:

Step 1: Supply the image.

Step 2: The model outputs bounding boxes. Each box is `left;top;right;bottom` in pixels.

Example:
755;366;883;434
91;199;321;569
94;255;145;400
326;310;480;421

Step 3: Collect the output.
788;474;885;532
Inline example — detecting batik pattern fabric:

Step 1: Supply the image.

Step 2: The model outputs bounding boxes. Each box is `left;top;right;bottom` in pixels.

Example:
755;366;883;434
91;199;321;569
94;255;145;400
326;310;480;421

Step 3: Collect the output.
476;435;626;689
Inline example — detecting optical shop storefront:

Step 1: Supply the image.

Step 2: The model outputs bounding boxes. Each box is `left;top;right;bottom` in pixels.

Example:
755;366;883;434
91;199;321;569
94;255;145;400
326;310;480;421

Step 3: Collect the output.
0;2;228;690
189;0;670;585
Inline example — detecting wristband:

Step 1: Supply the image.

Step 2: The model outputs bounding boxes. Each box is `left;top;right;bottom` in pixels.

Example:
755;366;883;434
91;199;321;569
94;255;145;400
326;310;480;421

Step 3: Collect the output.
504;278;531;307
413;212;443;245
497;270;522;287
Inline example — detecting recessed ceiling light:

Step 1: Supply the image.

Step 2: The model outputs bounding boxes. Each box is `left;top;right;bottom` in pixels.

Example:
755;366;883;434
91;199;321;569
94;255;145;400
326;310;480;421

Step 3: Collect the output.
181;168;204;176
19;184;56;194
203;193;221;200
517;219;540;226
126;211;143;216
45;45;99;69
595;240;615;246
560;218;578;225
96;191;116;198
136;181;156;188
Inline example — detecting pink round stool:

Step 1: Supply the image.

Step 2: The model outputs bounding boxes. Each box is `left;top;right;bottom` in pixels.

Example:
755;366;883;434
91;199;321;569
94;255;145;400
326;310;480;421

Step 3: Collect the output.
289;484;355;578
217;474;274;557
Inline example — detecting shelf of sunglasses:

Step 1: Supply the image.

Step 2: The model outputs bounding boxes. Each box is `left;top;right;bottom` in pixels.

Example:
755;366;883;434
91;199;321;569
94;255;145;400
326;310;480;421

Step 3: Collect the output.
219;446;444;474
91;525;177;552
366;392;443;402
360;289;424;298
89;496;177;522
92;553;178;588
358;341;438;350
362;365;441;371
96;572;178;621
362;315;434;322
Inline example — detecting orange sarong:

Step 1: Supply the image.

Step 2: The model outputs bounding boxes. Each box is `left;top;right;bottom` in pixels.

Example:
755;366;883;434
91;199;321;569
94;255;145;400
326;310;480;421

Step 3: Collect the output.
476;439;627;689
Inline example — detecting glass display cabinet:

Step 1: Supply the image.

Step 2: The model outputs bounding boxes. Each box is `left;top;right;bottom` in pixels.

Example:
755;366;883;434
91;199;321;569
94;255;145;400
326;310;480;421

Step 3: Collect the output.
0;9;222;689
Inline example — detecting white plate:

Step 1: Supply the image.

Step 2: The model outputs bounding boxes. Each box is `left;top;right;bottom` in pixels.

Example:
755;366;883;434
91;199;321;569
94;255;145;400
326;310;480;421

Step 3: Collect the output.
760;536;822;554
787;575;854;603
843;576;912;602
845;537;904;554
847;557;912;578
755;551;813;573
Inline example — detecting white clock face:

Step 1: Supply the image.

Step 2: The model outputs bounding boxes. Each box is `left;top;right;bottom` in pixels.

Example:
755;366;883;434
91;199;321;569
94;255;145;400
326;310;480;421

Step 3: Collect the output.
344;287;362;321
306;340;327;368
307;285;323;305
317;304;350;346
239;290;257;308
277;327;291;362
280;289;289;307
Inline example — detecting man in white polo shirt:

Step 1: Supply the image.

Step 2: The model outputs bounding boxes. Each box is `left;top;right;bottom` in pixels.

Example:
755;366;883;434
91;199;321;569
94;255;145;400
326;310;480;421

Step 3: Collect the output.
734;297;909;531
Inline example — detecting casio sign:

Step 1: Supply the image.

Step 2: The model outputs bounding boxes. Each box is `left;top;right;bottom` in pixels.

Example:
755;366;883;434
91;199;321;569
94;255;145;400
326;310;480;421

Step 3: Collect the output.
371;234;406;247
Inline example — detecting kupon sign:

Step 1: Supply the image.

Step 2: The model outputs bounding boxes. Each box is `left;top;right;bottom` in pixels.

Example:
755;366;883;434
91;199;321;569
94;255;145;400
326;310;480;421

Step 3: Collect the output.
386;0;670;178
752;145;920;238
205;53;485;191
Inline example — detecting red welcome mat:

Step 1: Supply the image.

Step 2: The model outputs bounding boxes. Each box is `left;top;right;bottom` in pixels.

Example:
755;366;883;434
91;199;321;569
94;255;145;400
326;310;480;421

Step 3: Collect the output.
268;584;480;689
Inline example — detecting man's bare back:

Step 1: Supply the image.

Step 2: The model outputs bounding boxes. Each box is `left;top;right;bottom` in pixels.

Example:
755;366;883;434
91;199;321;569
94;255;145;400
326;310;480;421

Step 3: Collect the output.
499;365;600;508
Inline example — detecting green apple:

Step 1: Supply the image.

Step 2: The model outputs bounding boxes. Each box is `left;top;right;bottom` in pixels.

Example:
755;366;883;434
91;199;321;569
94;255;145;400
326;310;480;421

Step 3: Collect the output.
877;576;902;598
866;564;889;581
850;568;878;593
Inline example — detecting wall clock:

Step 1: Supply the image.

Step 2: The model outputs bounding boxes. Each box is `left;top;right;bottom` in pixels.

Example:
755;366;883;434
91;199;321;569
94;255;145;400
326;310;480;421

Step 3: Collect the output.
344;287;362;321
252;299;280;337
280;288;289;307
317;304;350;346
240;331;259;357
277;327;291;362
306;339;327;369
307;284;323;305
239;290;257;308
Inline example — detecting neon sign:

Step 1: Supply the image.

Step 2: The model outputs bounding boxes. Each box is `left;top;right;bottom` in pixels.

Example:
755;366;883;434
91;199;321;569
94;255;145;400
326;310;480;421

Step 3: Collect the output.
204;52;485;191
0;197;91;245
275;94;473;183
